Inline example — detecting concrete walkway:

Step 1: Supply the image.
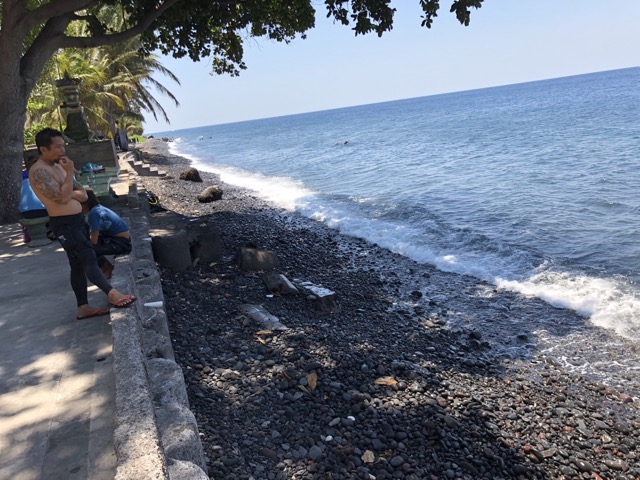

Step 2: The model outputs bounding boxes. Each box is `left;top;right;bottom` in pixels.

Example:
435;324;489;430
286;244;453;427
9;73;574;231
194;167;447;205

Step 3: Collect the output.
0;222;116;480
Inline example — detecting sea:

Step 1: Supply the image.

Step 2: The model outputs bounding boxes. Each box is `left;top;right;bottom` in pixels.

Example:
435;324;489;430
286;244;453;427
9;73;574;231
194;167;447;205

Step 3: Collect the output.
153;68;640;371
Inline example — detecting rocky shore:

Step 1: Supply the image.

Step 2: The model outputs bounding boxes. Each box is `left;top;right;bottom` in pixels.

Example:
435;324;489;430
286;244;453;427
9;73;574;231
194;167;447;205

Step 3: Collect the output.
136;139;639;480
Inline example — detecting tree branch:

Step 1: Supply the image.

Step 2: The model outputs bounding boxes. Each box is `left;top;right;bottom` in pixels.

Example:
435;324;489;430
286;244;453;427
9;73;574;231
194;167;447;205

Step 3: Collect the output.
53;0;185;50
23;0;100;31
20;14;73;90
70;12;108;36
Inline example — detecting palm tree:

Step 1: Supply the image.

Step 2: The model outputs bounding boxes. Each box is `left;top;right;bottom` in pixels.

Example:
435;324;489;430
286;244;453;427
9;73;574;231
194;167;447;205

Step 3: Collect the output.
24;57;66;144
26;6;180;141
83;37;180;138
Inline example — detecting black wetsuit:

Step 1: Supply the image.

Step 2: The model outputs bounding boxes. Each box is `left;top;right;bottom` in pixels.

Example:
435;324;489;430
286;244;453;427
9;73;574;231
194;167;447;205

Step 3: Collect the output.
94;236;132;258
48;213;113;306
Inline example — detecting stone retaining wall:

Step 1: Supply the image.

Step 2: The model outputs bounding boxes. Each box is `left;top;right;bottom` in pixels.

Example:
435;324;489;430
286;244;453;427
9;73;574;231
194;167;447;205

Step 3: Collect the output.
110;182;208;480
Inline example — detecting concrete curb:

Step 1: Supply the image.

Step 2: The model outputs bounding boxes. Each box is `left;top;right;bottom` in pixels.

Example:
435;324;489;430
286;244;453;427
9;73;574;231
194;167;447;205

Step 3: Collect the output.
109;171;208;480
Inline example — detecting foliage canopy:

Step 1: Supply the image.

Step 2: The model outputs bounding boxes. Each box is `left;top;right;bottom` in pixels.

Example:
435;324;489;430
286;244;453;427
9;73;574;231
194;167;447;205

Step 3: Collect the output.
0;0;483;222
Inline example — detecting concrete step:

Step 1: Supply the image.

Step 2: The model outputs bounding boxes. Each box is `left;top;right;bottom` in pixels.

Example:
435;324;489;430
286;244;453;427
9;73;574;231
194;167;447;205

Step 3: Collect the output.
120;150;166;177
129;160;166;177
148;166;167;177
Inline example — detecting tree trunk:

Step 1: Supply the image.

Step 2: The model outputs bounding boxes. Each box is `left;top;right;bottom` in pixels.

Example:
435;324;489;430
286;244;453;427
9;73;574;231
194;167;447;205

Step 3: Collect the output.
0;32;29;225
0;3;59;225
0;95;27;224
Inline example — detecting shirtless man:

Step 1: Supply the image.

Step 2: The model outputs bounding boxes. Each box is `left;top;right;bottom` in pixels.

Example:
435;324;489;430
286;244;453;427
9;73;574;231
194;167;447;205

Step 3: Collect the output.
29;128;136;319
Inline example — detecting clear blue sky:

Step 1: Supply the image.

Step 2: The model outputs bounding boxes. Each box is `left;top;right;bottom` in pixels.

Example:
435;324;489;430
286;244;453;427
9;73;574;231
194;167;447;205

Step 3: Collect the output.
143;0;640;134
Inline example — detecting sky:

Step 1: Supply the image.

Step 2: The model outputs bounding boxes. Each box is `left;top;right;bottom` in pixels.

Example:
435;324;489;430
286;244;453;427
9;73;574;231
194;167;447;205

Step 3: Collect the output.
142;0;640;134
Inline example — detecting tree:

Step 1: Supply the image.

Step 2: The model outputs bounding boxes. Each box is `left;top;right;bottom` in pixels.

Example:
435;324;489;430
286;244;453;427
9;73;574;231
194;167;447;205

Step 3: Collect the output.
53;7;181;138
26;40;179;144
0;0;482;223
55;39;180;139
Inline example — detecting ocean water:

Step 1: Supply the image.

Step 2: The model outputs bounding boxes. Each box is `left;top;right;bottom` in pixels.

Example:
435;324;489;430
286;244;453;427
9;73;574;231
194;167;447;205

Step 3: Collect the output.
154;67;640;342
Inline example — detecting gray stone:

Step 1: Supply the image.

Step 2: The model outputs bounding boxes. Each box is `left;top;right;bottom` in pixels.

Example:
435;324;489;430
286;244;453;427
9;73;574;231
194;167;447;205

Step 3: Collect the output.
197;185;223;202
166;458;209;480
151;228;192;271
111;306;167;480
156;404;207;472
148;358;190;406
604;459;627;470
143;330;175;360
262;272;300;295
308;445;323;461
189;223;223;264
297;281;340;314
239;304;288;330
179;167;203;182
261;447;279;461
236;247;279;271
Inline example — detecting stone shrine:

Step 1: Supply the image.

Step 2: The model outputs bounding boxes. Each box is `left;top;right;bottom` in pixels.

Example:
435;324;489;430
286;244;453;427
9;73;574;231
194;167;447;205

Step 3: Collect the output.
55;72;91;142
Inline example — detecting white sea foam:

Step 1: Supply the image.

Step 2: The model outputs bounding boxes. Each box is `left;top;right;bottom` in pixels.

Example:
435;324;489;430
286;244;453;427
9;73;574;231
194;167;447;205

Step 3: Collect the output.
168;138;200;164
168;145;315;211
166;142;640;341
497;272;640;340
160;69;640;345
209;166;314;211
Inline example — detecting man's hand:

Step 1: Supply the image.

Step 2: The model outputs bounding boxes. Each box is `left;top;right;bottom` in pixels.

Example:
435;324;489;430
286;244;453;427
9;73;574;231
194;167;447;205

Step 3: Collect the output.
59;156;75;173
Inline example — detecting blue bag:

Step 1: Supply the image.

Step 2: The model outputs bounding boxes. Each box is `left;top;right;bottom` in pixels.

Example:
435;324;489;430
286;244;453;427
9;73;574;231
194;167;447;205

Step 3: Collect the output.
18;178;46;212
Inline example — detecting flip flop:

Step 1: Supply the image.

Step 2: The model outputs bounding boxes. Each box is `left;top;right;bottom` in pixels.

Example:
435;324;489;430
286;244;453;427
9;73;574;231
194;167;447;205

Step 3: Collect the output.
111;295;137;308
77;306;111;320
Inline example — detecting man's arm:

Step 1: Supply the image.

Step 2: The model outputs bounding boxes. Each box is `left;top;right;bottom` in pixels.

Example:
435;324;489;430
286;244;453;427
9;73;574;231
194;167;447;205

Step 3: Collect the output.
71;177;88;203
89;230;100;245
30;167;73;204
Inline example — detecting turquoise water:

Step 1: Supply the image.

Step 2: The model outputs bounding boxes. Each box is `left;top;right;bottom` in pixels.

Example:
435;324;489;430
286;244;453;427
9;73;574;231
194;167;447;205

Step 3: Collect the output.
154;67;640;340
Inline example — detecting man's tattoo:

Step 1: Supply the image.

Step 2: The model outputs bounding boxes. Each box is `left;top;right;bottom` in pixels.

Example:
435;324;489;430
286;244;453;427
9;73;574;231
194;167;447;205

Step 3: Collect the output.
31;168;60;200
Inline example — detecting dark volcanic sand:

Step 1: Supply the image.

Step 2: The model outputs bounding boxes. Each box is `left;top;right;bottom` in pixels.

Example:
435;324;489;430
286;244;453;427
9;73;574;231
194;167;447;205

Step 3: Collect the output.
136;139;639;480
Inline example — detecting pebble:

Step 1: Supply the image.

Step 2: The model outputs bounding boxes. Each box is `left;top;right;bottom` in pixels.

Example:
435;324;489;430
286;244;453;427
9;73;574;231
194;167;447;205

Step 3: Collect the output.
141;140;640;480
604;459;627;470
308;445;323;460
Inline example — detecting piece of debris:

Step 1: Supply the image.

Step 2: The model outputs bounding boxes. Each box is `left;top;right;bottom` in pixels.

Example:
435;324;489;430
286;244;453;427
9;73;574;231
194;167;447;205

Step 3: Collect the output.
262;272;299;295
239;304;288;330
296;280;340;313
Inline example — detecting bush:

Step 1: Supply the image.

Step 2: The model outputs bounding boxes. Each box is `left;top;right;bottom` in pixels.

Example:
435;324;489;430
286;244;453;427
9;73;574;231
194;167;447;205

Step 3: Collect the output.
24;123;50;145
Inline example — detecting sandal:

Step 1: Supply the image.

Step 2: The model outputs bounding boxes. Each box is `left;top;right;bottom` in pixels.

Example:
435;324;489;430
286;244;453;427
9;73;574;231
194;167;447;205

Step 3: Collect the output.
111;295;137;308
77;306;111;320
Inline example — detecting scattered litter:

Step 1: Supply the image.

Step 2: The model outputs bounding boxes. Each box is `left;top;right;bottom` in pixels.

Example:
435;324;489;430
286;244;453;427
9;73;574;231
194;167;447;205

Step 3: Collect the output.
307;372;318;390
374;376;398;386
239;304;288;330
362;450;375;463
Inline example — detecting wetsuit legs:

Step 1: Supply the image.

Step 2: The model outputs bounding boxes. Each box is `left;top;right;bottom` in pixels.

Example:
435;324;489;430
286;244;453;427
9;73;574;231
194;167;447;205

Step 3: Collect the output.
77;242;113;294
50;214;114;306
67;250;89;306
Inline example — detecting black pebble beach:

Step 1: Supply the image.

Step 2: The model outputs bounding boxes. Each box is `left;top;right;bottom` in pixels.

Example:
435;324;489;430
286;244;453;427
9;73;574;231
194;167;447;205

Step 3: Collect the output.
136;139;639;480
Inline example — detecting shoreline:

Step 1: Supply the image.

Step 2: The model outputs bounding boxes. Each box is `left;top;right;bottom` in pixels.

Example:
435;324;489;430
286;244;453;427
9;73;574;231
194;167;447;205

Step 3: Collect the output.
136;139;639;479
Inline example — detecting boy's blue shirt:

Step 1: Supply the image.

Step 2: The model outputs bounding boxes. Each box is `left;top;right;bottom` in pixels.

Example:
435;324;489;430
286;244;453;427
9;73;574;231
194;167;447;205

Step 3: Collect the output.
87;205;128;236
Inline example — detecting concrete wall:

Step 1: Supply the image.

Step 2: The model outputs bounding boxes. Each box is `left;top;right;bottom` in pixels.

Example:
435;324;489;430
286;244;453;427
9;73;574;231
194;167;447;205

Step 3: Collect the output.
24;140;118;169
